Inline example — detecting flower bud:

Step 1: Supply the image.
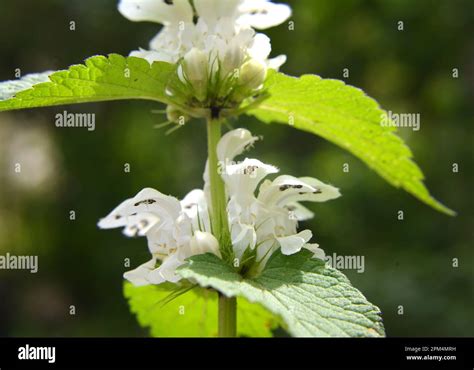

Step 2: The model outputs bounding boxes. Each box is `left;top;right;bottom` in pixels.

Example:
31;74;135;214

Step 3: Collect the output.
182;48;209;101
221;44;244;79
189;231;221;258
238;59;267;90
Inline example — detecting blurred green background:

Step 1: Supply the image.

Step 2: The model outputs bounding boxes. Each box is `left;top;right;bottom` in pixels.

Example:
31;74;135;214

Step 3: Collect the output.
0;0;472;337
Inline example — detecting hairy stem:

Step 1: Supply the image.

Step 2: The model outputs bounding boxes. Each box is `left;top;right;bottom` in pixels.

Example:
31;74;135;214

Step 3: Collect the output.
207;118;236;337
206;118;233;261
218;293;237;337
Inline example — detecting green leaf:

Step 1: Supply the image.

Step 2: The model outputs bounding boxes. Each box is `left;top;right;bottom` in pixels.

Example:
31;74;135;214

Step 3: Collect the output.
178;251;385;337
123;282;279;337
0;54;176;111
247;71;455;216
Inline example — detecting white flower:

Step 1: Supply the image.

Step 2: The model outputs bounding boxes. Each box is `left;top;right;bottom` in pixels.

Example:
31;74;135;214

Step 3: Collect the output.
212;129;341;269
118;0;291;105
119;0;291;30
99;129;340;286
98;187;216;286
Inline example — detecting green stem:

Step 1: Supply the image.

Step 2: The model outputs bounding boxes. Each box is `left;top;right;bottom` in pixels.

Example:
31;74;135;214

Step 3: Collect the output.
206;118;232;261
218;293;237;337
206;118;236;337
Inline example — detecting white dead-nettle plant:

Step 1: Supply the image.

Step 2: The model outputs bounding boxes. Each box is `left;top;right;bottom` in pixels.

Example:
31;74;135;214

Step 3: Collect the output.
1;0;453;339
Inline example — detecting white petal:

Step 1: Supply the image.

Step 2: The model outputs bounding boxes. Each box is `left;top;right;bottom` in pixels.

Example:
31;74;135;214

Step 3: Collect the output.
294;177;341;203
248;33;272;61
214;17;239;40
277;229;312;255
227;194;261;225
147;25;188;59
238;59;267;89
285;202;314;221
222;158;278;198
231;223;257;259
182;47;209;82
146;226;178;256
132;188;182;220
257;175;316;207
181;189;210;231
255;239;277;266
118;0;193;25
194;0;241;23
205;129;260;206
123;212;161;237
130;49;176;64
238;0;292;29
189;231;221;257
97;188;181;233
221;38;246;77
304;243;326;260
97;198;135;229
148;254;184;283
217;128;259;163
123;258;157;286
267;54;287;70
258;175;340;207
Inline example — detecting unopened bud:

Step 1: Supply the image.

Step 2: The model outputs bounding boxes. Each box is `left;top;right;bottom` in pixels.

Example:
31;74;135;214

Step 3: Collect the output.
189;231;221;258
238;59;267;90
182;48;209;100
221;44;244;79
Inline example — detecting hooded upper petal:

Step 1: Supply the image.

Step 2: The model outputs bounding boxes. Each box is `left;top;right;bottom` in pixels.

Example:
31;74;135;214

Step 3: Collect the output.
238;0;292;29
118;0;193;25
222;158;279;198
257;176;341;207
194;0;242;24
97;188;182;231
217;128;259;163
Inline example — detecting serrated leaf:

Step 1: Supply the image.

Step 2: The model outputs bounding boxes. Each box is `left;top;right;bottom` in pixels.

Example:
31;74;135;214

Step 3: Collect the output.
0;54;176;111
178;251;385;337
123;282;279;337
247;71;455;216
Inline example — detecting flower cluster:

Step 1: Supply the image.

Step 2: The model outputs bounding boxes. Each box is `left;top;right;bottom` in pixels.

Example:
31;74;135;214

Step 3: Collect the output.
98;129;340;286
118;0;292;119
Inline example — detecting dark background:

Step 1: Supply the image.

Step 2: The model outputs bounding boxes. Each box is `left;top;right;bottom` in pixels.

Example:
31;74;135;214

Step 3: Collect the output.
0;0;472;336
